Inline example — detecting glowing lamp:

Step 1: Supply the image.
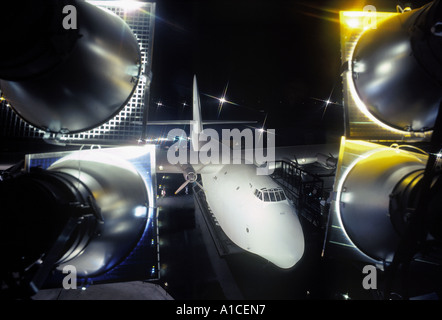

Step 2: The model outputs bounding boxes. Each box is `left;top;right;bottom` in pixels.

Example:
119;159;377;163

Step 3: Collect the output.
346;2;442;132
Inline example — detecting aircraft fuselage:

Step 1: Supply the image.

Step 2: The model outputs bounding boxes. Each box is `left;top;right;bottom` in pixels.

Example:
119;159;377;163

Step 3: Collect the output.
201;163;305;269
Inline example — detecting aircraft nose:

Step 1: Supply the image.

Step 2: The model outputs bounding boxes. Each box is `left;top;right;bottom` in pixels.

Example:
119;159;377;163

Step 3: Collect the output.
258;204;305;269
274;219;305;269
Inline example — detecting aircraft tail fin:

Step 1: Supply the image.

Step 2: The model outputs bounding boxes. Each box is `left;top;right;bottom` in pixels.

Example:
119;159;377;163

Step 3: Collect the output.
131;75;256;147
192;75;203;135
191;75;203;151
191;75;257;125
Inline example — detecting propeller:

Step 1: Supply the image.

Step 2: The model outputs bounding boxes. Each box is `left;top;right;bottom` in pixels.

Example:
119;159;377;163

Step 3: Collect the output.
174;166;204;194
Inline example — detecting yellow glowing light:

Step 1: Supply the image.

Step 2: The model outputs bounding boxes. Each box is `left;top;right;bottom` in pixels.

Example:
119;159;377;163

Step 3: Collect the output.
342;11;370;17
341;11;368;30
340;10;394;31
346;18;361;28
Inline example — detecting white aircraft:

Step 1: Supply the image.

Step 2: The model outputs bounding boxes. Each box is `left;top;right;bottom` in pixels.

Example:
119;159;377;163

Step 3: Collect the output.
154;76;337;269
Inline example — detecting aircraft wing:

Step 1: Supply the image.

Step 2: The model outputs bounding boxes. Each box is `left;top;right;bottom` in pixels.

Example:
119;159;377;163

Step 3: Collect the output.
155;148;224;175
152;76;339;174
155;148;183;174
240;143;340;167
131;120;257;126
155;143;340;176
273;144;340;165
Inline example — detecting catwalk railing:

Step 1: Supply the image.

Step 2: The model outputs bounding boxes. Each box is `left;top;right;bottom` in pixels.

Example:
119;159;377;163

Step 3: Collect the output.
270;160;333;229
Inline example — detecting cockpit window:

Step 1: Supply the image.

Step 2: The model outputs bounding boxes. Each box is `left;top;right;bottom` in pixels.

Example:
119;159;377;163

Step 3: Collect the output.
275;191;281;201
253;187;287;202
263;192;270;202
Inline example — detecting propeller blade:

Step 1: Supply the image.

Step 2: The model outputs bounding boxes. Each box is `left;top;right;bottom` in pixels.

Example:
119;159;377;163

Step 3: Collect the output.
175;180;190;194
194;180;204;191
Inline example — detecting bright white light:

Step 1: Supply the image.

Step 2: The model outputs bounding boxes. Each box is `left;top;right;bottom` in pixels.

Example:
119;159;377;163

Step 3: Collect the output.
88;1;145;12
113;146;151;160
353;61;366;73
346;18;361;28
219;97;226;104
376;62;393;75
134;205;147;217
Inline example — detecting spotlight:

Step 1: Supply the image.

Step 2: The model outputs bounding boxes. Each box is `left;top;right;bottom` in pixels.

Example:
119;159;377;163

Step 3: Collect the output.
349;1;442;132
0;1;141;133
0;150;149;296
